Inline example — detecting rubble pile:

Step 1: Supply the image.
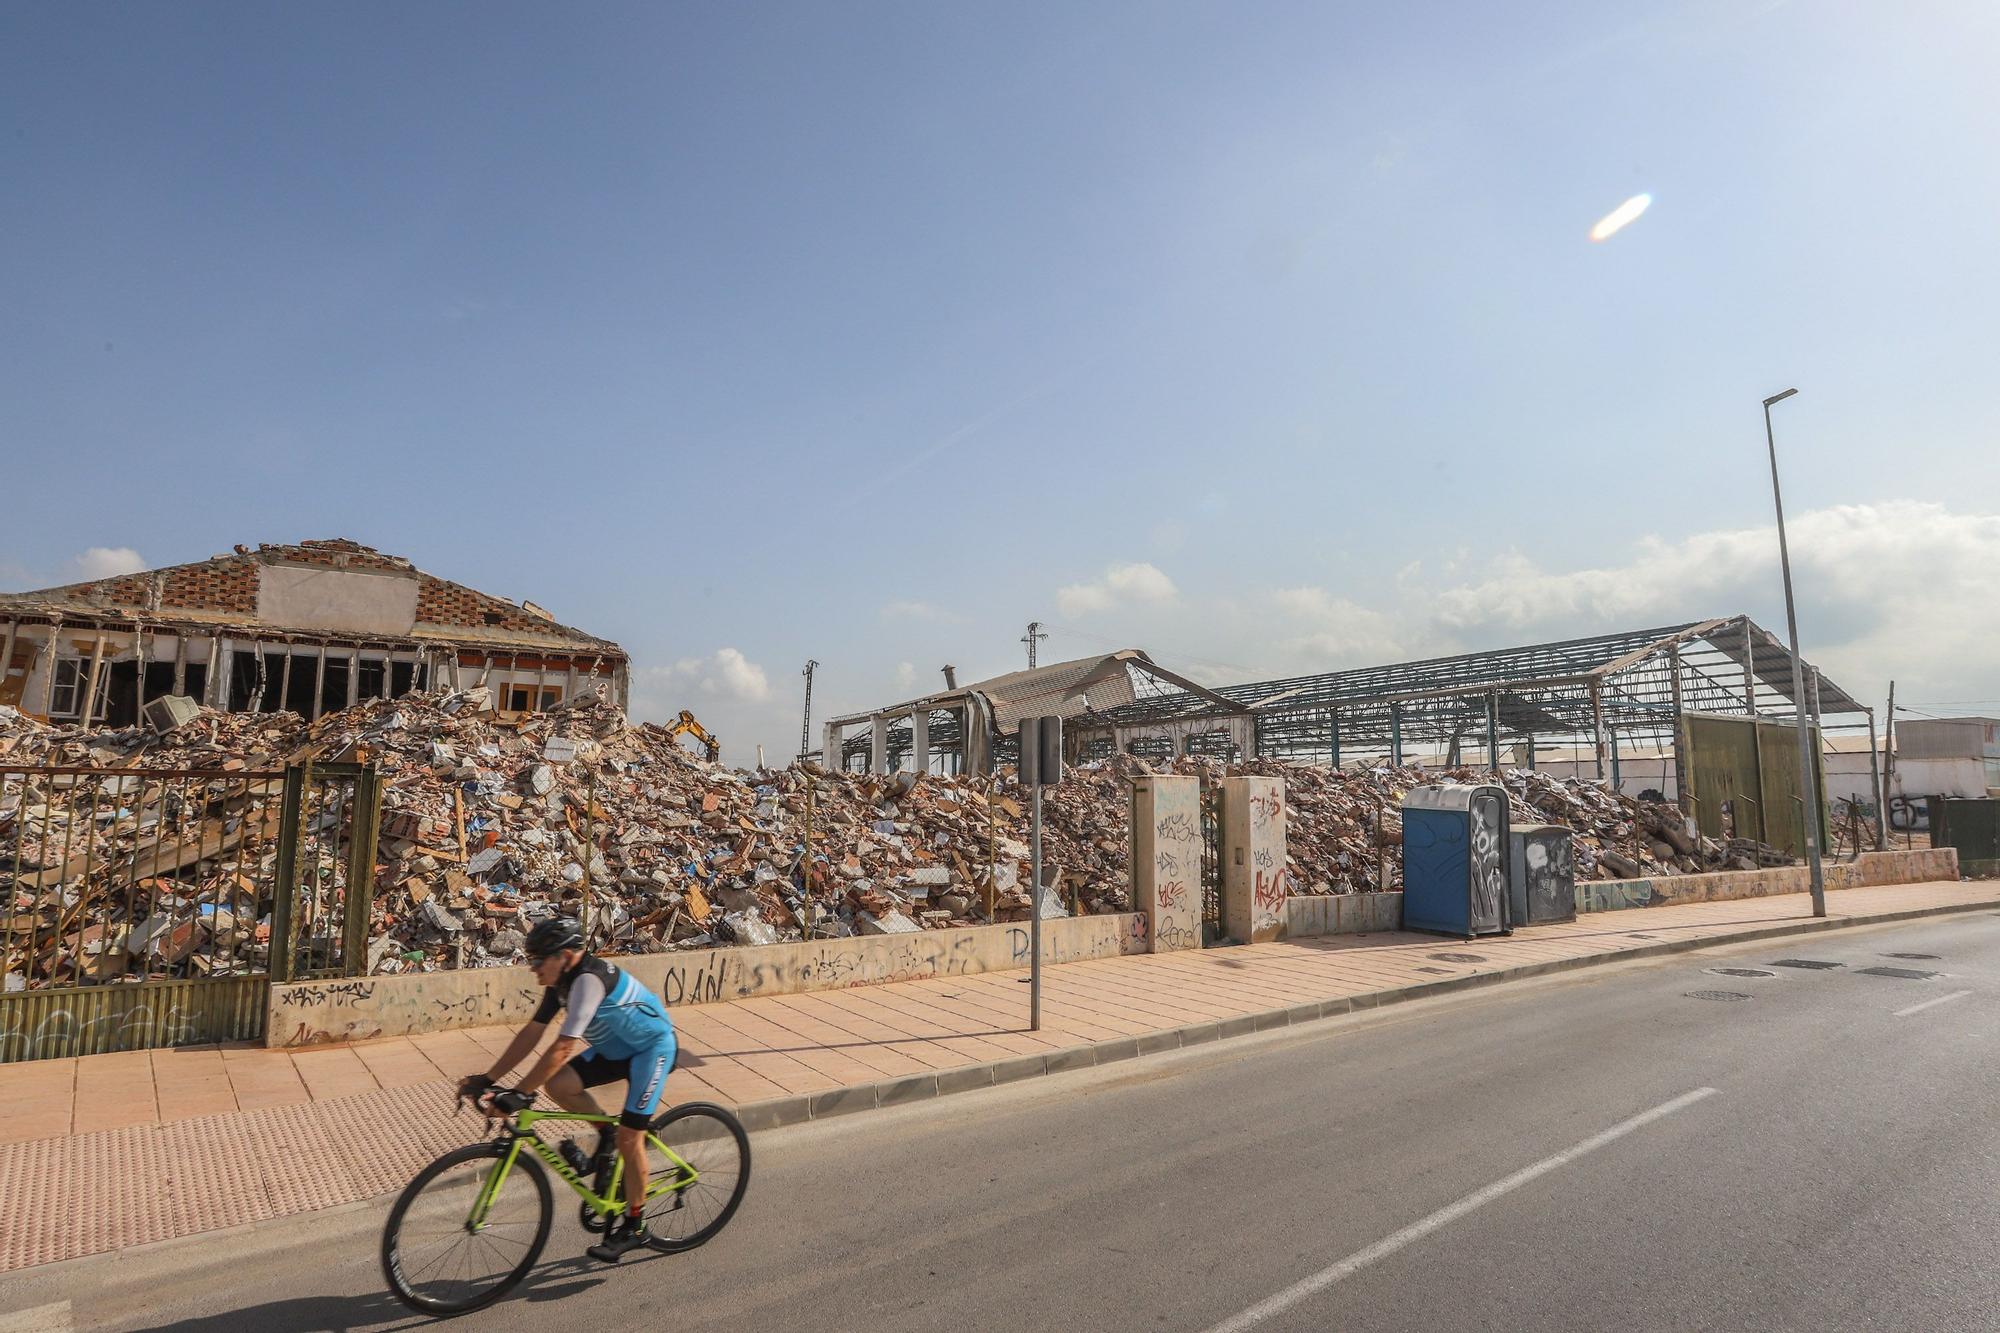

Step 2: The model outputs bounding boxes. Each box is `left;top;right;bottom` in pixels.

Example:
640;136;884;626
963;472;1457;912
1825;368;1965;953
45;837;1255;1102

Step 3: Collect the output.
1190;758;1762;893
0;693;1136;983
1;691;1796;986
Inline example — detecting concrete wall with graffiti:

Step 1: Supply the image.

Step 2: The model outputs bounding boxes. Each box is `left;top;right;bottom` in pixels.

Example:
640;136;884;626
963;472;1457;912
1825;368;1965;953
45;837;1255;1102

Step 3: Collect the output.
1130;775;1203;952
1221;775;1287;943
267;912;1150;1047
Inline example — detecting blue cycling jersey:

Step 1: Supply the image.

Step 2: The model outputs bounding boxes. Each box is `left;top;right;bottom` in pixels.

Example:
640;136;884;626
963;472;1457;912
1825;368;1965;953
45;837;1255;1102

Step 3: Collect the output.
533;955;674;1060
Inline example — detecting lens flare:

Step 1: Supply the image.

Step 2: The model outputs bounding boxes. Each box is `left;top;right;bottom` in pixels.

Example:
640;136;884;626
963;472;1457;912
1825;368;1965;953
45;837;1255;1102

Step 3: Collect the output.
1589;193;1652;242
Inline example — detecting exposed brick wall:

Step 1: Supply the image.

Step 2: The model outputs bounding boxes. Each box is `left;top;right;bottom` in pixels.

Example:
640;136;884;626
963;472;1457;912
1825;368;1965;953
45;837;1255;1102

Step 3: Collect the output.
7;539;621;658
159;562;258;613
276;539;413;575
417;577;549;633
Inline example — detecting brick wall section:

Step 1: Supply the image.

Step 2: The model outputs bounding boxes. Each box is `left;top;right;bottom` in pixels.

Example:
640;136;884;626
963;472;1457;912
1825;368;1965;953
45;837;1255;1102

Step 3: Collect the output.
415;578;561;634
21;561;257;615
158;562;258;613
4;539;620;656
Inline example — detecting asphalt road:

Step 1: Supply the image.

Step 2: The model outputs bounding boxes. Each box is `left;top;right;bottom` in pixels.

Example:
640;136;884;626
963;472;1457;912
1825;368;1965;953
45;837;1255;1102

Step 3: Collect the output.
7;910;1999;1332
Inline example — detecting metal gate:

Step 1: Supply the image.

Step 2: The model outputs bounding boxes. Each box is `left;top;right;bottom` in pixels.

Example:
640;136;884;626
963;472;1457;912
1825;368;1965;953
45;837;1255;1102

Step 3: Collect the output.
1199;782;1225;945
1678;712;1827;859
0;759;380;1062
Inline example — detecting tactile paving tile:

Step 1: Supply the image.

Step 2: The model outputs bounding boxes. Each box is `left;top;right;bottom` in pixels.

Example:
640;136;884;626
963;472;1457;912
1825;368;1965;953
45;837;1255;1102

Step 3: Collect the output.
157;1112;270;1240
319;1082;499;1201
0;1078;488;1272
0;1125;169;1269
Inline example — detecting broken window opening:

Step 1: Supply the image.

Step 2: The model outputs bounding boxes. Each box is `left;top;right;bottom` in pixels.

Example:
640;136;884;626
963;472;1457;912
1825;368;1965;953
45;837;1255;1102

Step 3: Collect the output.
319;656;350;717
356;658;387;700
258;653;288;713
100;660;139;727
503;685;562;713
227;651;260;712
49;656;108;720
282;655;320;717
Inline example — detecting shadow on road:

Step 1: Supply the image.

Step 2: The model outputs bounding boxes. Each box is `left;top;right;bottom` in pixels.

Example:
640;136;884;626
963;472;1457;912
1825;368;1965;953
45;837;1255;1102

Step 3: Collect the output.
140;1253;639;1331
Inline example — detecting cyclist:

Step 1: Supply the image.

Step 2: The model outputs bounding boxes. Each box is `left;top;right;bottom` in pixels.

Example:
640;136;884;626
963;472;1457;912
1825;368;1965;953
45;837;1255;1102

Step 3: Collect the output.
458;917;678;1262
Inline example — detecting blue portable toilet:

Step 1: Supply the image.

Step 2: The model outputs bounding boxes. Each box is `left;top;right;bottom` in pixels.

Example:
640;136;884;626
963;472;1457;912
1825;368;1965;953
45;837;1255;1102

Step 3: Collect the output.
1401;783;1511;939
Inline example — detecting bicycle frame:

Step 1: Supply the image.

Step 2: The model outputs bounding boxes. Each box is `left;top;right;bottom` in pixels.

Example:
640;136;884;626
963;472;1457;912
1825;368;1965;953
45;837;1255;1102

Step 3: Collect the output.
464;1109;699;1230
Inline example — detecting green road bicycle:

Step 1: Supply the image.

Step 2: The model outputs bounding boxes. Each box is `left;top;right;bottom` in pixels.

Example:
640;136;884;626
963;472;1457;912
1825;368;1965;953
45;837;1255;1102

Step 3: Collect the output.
381;1095;751;1315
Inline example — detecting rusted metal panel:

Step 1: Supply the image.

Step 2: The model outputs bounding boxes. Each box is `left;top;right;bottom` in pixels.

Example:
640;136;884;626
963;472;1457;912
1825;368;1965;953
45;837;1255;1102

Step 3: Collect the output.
0;975;266;1063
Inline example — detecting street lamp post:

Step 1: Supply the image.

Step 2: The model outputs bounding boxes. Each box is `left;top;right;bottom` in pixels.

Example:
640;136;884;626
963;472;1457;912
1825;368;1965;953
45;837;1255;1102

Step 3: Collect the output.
1762;387;1826;917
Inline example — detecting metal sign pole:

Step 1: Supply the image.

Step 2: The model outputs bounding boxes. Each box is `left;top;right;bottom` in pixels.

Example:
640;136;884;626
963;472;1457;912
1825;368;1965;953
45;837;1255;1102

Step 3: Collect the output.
1030;783;1043;1031
1017;714;1060;1033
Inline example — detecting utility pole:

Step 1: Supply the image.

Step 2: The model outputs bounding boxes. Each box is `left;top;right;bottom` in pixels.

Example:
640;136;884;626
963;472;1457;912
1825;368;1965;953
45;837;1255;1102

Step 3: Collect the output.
1021;621;1047;669
798;659;818;761
1762;387;1825;917
1885;680;1899;846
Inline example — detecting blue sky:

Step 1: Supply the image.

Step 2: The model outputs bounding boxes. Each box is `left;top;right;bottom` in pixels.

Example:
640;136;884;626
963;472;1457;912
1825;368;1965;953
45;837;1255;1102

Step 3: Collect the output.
5;1;1998;758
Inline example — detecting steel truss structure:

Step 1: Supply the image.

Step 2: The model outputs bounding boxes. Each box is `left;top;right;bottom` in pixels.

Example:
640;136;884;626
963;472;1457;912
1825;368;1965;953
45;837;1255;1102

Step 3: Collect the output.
1074;616;1866;775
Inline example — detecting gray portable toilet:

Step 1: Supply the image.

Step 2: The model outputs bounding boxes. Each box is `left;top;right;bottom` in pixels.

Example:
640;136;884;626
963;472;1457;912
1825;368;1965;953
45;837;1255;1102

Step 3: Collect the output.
1508;824;1576;925
1401;783;1511;938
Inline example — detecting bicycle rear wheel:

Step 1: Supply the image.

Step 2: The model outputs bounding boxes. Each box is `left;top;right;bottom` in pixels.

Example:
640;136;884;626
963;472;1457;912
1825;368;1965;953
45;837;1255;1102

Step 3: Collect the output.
382;1141;553;1315
640;1102;751;1252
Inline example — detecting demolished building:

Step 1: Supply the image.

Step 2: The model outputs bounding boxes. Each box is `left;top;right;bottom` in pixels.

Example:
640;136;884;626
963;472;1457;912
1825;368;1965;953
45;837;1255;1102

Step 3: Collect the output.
823;650;1253;777
0;539;627;727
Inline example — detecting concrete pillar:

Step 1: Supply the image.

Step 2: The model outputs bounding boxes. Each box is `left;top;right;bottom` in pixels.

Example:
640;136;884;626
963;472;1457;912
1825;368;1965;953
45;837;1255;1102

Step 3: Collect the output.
823;721;841;771
1131;775;1202;952
1220;775;1287;943
869;716;887;774
911;710;930;775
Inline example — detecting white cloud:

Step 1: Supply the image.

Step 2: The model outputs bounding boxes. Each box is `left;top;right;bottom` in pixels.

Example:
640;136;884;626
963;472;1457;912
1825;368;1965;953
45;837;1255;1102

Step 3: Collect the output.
68;547;146;581
627;648;787;765
894;661;917;690
1266;587;1426;667
643;647;771;703
1177;501;2000;709
1056;561;1180;617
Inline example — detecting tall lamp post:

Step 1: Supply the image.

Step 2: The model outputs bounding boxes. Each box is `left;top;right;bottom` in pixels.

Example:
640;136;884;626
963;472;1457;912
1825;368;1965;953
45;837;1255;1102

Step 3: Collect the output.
1763;387;1826;917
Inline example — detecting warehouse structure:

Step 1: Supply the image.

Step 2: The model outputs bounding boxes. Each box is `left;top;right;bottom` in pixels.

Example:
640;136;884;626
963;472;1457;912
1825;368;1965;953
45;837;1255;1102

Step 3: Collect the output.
837;617;1874;861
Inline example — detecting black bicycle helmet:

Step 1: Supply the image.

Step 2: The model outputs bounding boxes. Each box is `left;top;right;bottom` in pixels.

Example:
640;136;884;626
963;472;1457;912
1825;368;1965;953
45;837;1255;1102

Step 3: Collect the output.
523;917;583;960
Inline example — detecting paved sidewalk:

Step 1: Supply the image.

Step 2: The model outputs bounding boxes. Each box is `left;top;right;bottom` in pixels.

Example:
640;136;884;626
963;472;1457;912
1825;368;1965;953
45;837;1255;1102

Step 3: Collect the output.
2;879;1995;1272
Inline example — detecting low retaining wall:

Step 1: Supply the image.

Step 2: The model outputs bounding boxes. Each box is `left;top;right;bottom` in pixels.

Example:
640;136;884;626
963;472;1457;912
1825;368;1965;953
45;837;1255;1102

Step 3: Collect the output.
1580;847;1958;913
1280;849;1958;937
1280;893;1402;940
268;912;1149;1047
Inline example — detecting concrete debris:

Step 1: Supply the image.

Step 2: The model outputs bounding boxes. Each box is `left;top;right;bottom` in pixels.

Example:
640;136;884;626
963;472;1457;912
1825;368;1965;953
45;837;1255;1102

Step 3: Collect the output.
1160;756;1753;892
0;690;1796;985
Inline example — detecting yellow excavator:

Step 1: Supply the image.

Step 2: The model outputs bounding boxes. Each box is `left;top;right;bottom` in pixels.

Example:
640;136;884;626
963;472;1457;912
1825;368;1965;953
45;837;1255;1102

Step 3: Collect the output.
660;709;721;763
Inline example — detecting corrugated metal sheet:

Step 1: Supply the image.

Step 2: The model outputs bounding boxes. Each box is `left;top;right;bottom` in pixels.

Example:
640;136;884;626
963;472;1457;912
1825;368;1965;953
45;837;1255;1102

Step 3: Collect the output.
0;976;267;1063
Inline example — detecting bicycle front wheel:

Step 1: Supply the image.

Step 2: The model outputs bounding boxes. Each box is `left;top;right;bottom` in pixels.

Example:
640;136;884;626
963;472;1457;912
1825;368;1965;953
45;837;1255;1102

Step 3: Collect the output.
382;1141;553;1315
641;1102;751;1252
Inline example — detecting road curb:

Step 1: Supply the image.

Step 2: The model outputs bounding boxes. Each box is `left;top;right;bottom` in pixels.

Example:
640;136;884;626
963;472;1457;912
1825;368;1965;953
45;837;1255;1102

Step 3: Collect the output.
725;895;2000;1134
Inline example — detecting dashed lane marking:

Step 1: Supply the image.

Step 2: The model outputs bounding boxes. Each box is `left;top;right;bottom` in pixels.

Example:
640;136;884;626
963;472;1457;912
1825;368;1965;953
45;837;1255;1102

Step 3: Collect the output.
1893;989;1974;1018
1200;1087;1720;1332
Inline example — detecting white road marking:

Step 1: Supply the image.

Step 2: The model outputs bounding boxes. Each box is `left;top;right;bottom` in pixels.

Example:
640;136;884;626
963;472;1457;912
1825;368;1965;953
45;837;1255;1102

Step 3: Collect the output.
1200;1087;1720;1333
0;1301;73;1333
1894;989;1973;1018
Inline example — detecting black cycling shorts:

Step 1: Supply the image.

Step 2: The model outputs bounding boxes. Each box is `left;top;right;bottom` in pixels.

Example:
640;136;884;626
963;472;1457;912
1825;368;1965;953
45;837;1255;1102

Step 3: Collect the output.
566;1043;679;1129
